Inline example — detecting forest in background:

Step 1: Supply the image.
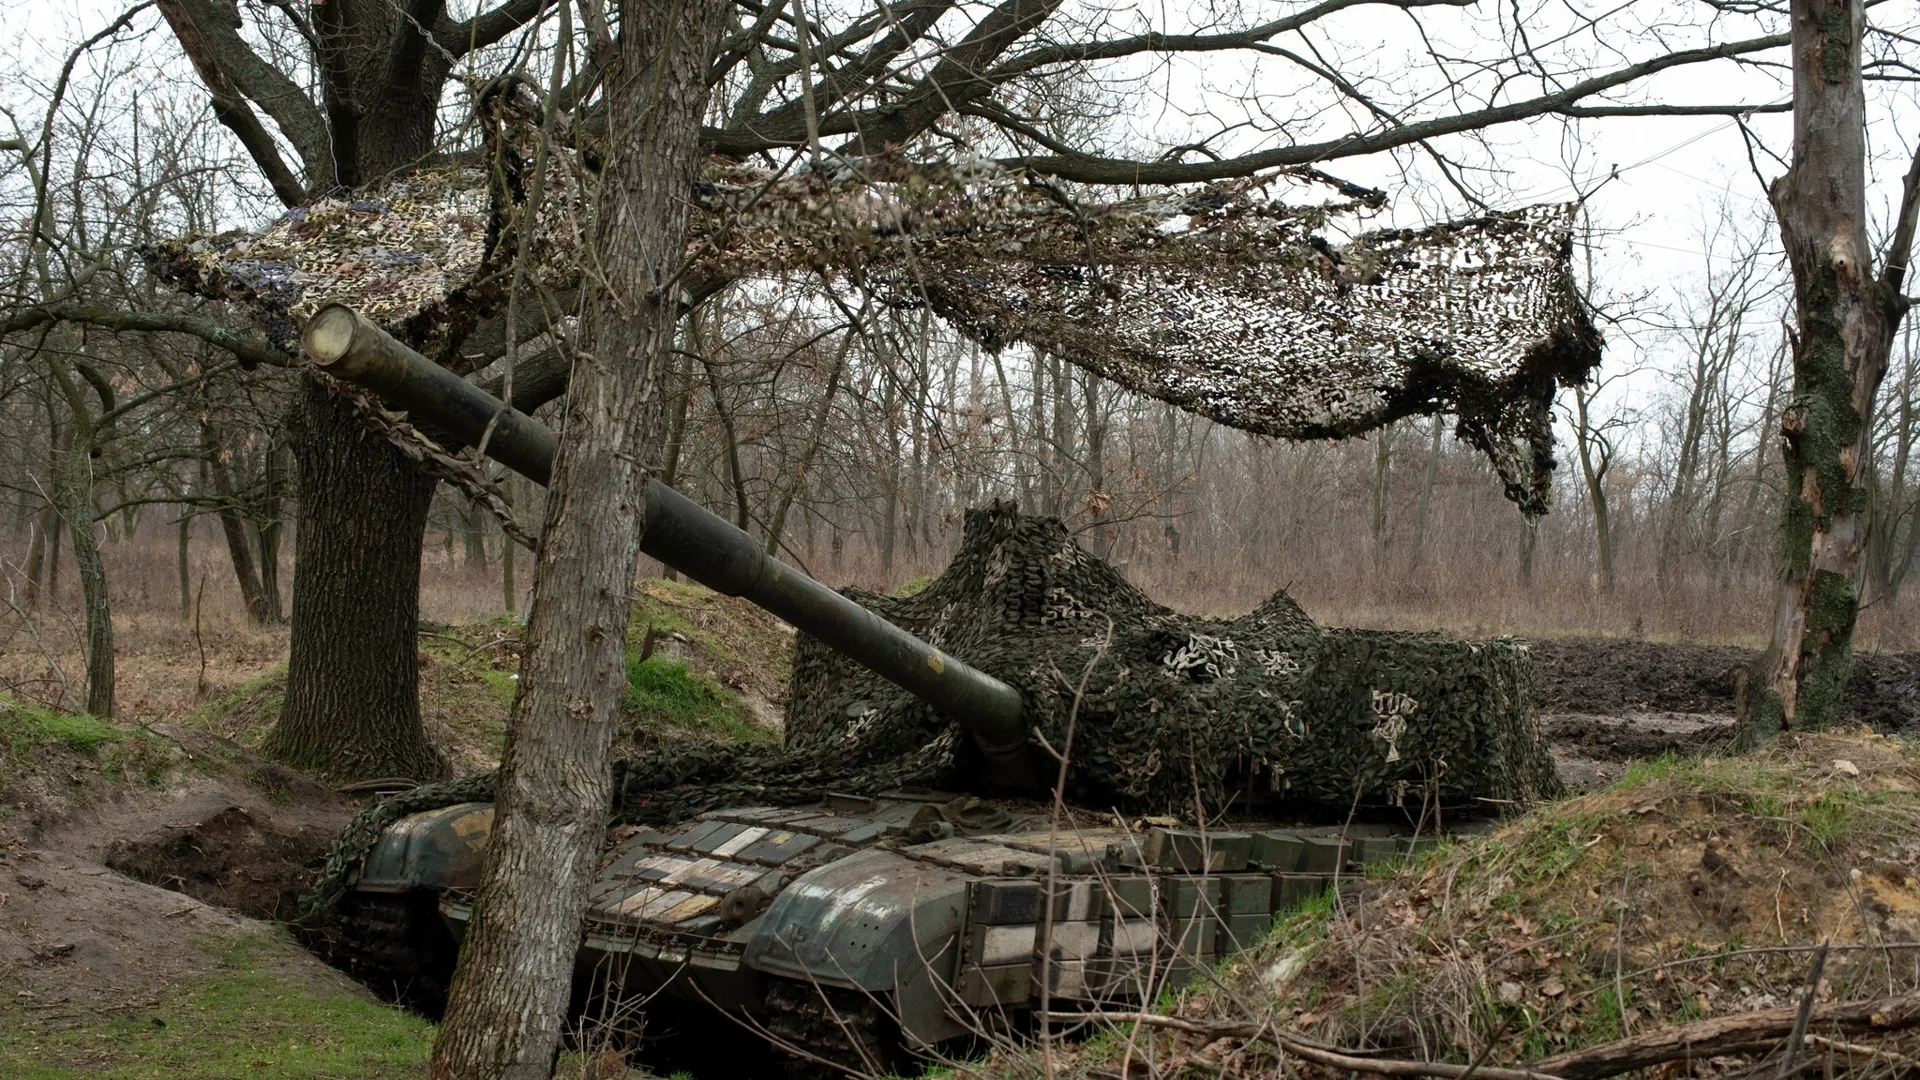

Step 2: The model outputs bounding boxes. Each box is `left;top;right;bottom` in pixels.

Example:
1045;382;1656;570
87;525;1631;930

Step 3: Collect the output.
11;186;1920;699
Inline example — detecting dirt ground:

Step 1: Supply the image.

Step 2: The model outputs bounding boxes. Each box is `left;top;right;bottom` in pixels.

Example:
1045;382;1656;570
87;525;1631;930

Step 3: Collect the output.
4;622;1919;1077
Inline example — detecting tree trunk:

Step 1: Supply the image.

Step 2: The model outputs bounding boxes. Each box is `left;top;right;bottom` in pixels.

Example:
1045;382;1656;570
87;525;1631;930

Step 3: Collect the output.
1370;425;1394;550
204;423;272;625
428;0;726;1073
254;444;287;621
1740;0;1917;742
177;499;194;621
23;503;49;610
1572;386;1616;592
58;440;114;718
1411;417;1444;570
265;377;441;779
501;475;518;615
462;500;489;571
765;333;849;555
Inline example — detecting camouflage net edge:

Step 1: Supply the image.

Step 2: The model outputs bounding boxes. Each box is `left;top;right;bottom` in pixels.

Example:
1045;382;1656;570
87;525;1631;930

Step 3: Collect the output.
303;505;1558;921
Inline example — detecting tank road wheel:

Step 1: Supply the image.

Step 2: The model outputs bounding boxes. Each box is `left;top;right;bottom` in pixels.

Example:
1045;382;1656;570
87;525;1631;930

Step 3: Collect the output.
763;979;903;1079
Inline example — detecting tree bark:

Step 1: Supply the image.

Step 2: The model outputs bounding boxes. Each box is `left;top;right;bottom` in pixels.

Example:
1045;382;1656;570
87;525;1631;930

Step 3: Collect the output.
57;439;114;718
265;377;441;780
428;0;727;1074
1740;0;1917;743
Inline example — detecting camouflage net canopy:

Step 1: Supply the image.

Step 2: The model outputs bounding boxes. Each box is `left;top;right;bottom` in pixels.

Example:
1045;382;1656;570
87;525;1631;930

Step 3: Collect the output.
156;161;1599;514
304;505;1557;918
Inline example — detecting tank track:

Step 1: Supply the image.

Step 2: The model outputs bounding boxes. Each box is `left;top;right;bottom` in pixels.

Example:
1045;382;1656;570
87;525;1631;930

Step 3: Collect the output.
313;892;457;1014
763;979;901;1079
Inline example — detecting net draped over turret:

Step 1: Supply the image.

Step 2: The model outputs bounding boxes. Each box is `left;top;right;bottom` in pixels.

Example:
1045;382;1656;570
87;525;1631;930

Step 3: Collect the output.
782;503;1557;814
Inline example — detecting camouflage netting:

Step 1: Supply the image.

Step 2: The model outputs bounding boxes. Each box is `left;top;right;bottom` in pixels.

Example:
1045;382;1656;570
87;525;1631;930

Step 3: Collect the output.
303;505;1558;919
155;159;1599;514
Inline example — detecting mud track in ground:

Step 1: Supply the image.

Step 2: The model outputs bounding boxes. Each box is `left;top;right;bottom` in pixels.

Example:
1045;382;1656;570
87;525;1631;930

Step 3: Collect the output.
1531;637;1920;789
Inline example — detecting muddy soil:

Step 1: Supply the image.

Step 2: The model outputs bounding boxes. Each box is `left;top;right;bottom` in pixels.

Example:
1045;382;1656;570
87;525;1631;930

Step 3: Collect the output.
1529;637;1920;732
36;723;354;923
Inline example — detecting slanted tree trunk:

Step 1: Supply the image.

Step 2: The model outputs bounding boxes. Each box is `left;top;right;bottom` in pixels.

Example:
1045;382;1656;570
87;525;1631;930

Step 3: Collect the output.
265;378;441;779
428;0;728;1073
1740;0;1920;742
48;363;113;718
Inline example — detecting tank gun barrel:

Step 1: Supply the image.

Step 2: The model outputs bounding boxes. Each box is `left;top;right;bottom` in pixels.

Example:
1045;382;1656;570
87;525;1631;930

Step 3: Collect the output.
302;305;1032;766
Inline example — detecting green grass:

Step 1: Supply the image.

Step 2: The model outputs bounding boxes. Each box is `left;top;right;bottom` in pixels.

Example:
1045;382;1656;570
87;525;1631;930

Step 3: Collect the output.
622;655;775;746
0;696;174;789
0;935;433;1079
889;575;935;597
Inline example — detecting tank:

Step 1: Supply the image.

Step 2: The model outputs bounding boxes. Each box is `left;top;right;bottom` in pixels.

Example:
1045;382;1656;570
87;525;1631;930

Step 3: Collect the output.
303;303;1554;1067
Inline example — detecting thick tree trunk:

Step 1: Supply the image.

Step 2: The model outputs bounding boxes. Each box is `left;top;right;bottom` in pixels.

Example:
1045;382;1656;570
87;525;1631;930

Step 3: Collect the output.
265;376;441;779
428;0;727;1074
1740;0;1915;743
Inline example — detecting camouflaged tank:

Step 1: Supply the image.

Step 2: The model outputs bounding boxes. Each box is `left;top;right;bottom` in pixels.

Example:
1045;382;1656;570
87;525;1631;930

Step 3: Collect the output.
345;790;1472;1064
303;304;1551;1067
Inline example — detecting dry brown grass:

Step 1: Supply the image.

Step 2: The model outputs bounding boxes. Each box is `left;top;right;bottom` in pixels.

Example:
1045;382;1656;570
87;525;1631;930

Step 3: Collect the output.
7;518;1920;733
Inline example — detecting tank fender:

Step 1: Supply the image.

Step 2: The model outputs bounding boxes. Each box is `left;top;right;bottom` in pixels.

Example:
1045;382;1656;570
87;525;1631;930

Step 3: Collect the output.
356;802;494;893
744;849;972;1043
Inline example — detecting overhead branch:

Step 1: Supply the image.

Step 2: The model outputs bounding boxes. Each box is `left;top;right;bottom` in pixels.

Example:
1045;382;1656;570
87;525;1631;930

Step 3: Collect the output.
155;0;331;185
0;303;292;370
440;0;550;58
384;0;450;93
983;0;1472;83
1880;138;1920;292
999;32;1791;183
712;0;1062;154
1560;101;1792;116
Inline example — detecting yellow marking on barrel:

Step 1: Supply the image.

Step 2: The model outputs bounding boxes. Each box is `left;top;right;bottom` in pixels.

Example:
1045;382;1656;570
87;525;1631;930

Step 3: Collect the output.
927;653;946;674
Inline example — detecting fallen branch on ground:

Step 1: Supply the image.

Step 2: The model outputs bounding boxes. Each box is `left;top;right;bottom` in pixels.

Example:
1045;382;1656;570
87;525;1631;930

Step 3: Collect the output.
1062;990;1920;1080
1538;991;1920;1079
1050;1012;1564;1080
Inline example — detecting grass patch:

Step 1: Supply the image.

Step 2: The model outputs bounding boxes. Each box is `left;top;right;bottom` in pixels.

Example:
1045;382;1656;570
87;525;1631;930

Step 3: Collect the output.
622;656;774;746
890;575;935;597
184;666;287;746
0;696;175;789
0;934;433;1079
